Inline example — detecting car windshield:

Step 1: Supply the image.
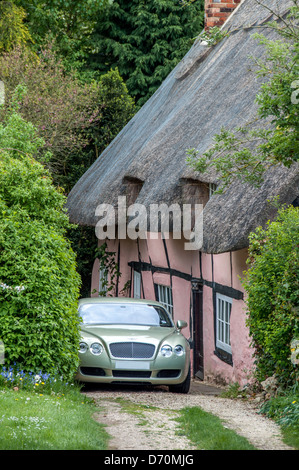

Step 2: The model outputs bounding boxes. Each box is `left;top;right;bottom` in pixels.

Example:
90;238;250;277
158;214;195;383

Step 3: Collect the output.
79;303;173;327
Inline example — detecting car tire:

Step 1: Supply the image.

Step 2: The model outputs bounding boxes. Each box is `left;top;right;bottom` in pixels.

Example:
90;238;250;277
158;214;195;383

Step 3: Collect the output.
169;366;191;394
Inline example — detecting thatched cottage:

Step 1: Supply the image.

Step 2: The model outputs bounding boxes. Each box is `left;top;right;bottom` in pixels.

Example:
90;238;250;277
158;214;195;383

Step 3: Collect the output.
67;0;299;385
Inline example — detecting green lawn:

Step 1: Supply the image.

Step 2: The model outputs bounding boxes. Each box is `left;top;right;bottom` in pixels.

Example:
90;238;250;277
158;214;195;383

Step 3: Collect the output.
0;387;109;450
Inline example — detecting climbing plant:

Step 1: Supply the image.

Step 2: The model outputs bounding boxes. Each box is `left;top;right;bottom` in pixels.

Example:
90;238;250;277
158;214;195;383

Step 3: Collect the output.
94;242;121;297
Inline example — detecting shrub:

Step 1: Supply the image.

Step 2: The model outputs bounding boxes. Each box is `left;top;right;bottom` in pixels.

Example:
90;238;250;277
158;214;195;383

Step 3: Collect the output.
0;113;81;378
242;204;299;387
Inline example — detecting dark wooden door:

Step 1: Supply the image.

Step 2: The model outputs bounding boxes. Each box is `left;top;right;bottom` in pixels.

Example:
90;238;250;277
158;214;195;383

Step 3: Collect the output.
193;286;204;380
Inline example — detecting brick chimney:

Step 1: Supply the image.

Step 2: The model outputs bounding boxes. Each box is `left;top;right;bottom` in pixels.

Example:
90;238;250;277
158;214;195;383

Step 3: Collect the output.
204;0;242;30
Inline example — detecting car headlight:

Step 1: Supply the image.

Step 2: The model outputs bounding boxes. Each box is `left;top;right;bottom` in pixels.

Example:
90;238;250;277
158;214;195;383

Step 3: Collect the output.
79;342;88;353
90;342;103;355
161;345;172;357
174;345;184;356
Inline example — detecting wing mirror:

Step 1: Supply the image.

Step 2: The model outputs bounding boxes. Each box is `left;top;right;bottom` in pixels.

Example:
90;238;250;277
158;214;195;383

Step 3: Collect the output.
176;320;187;331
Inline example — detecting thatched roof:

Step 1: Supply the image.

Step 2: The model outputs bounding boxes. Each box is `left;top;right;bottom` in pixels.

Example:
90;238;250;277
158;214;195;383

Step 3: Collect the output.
66;0;298;254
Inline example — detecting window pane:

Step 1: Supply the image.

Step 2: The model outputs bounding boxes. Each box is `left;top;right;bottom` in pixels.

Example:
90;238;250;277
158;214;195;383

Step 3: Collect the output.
133;271;141;299
216;293;232;354
155;284;173;317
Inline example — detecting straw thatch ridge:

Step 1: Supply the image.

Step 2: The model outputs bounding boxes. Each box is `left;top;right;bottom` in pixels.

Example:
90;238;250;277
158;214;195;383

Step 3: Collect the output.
66;0;298;254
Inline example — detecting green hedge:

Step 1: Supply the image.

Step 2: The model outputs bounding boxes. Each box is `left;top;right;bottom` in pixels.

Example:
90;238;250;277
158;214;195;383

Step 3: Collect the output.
243;204;299;387
0;124;81;378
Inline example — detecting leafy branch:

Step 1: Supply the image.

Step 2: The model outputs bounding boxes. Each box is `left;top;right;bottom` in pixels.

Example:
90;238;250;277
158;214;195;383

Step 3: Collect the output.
197;26;230;46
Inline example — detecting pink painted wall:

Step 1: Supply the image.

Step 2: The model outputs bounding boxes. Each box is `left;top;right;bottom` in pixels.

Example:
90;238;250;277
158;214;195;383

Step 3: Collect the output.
92;235;255;386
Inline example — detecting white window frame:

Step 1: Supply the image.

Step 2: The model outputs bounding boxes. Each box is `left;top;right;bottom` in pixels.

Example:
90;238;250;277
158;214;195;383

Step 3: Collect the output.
156;284;173;317
133;270;141;299
216;293;232;354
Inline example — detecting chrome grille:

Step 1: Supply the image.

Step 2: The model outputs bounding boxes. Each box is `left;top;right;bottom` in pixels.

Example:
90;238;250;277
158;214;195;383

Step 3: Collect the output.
109;342;155;359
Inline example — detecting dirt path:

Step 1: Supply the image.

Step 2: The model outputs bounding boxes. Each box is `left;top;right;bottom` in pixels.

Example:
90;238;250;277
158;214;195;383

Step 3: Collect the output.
83;380;294;451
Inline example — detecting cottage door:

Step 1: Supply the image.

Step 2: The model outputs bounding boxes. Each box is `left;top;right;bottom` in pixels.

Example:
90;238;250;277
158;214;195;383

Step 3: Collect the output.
192;281;204;380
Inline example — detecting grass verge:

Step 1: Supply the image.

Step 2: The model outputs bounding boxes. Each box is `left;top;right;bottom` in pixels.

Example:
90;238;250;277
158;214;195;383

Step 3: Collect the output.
259;393;299;450
176;407;257;450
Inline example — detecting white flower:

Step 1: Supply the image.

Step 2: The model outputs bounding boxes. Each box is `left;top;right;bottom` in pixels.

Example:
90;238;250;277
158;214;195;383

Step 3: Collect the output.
0;282;25;292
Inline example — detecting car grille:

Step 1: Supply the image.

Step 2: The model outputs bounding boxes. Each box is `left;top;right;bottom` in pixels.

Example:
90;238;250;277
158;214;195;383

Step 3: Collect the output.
112;370;152;378
109;342;155;359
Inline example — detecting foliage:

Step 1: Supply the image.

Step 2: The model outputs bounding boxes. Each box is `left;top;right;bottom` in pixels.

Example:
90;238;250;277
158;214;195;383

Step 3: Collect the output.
0;112;81;378
59;67;135;193
0;364;77;396
260;391;299;449
94;242;121;297
187;1;299;191
95;67;136;156
14;0;109;74
0;47;135;191
0;44;100;180
0;27;136;298
242;204;299;387
198;26;230;46
0;1;32;53
64;69;135;297
67;225;98;299
87;0;204;107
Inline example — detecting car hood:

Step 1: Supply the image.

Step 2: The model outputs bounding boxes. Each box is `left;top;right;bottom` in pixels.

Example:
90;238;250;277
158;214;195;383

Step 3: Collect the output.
80;324;177;346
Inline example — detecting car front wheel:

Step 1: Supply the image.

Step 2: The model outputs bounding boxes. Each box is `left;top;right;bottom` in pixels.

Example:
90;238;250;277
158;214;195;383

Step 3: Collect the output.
169;366;191;394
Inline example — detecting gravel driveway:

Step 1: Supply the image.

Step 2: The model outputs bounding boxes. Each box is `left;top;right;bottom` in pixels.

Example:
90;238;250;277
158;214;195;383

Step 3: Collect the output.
83;380;294;451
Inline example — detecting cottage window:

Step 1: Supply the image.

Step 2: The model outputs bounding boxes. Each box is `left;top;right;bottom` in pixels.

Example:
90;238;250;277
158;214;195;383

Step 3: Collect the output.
99;268;108;296
216;293;232;354
133;270;141;299
155;284;173;317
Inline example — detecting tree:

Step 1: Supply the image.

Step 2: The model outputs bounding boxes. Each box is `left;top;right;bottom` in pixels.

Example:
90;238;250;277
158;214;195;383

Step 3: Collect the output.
14;0;109;74
0;1;32;53
187;1;299;191
87;0;204;107
0;44;101;180
0;42;136;298
242;204;299;388
58;67;136;193
0;45;136;191
0;111;81;378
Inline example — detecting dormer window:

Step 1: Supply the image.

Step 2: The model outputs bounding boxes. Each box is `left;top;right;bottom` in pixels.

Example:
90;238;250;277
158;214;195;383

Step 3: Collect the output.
122;176;143;206
180;178;209;207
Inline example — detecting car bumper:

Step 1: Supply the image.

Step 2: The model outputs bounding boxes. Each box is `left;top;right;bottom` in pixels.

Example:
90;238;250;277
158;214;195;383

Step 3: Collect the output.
76;355;190;385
